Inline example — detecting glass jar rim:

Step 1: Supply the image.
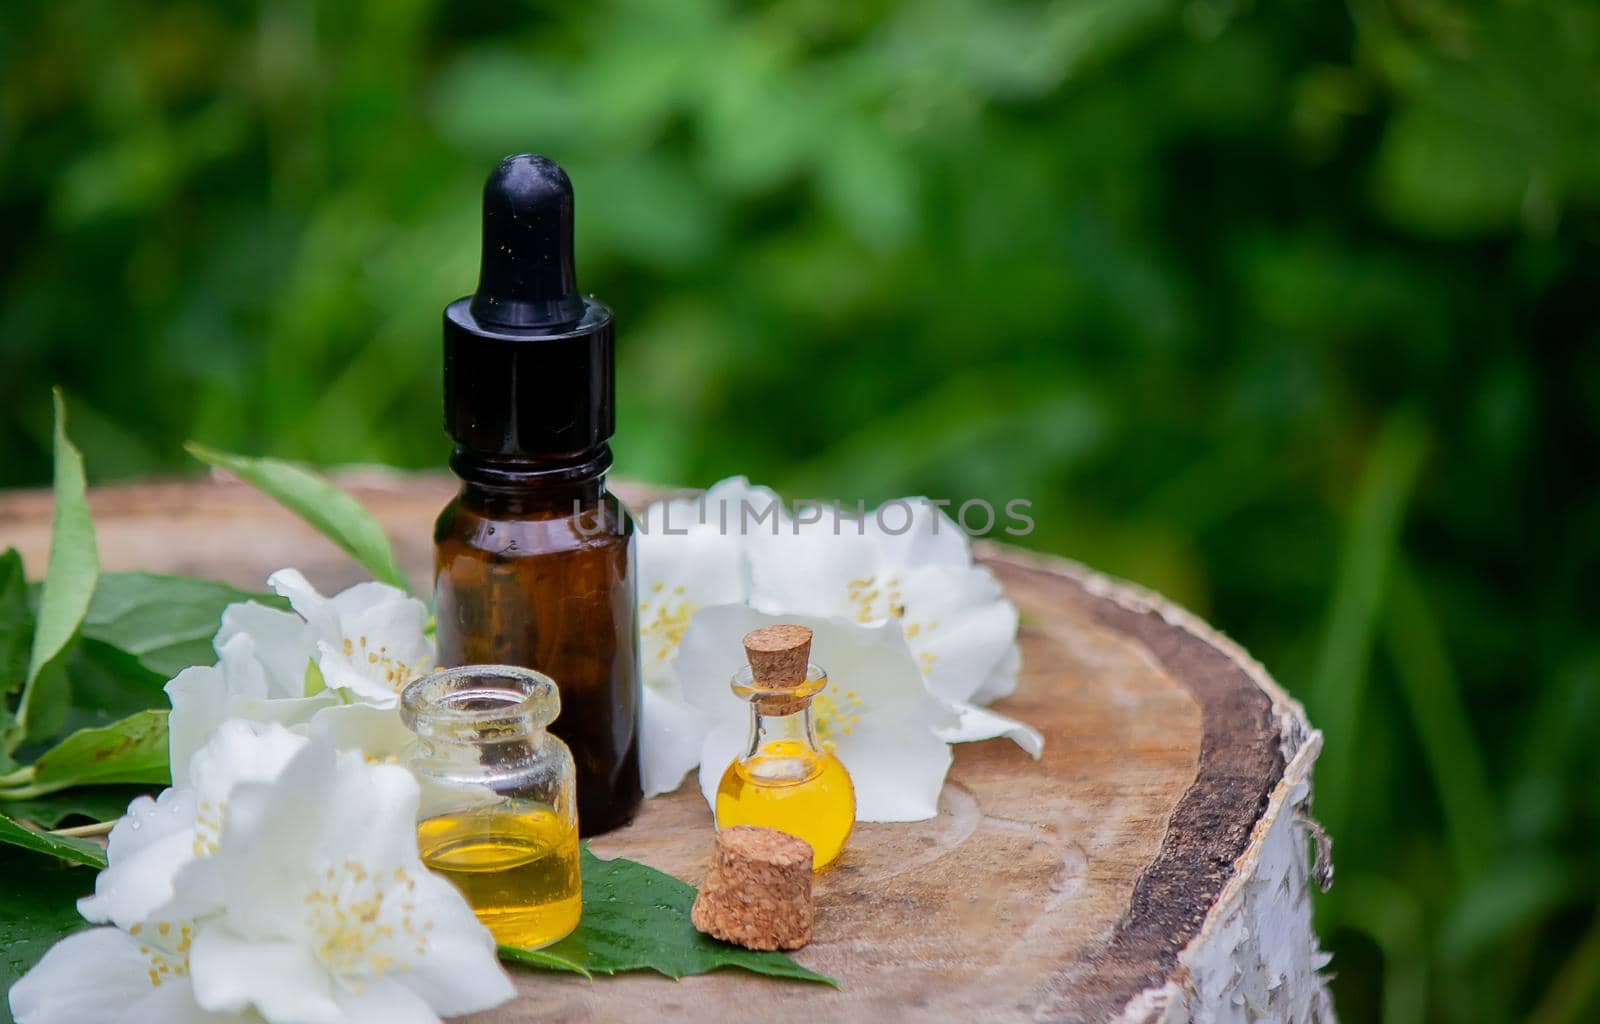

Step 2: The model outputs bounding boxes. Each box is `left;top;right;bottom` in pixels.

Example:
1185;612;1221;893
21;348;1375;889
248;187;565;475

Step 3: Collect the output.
400;664;559;741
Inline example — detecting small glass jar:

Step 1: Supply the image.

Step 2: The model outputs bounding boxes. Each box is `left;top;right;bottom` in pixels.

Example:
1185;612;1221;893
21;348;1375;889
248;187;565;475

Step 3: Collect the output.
401;664;582;949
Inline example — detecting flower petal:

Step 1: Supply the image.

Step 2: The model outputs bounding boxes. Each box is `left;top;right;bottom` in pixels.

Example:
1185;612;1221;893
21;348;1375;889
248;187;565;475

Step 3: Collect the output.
267;570;434;707
78;788;198;928
11;928;150;1024
834;719;952;822
199;739;342;939
673;604;766;724
745;526;878;617
131;983;252;1024
971;644;1022;704
226;693;338;732
315;641;405;707
746;497;970;615
265;569;339;640
898;568;1018;704
329;981;441;1024
313;596;434;706
938;702;1044;758
165;667;229;791
365;872;515;1017
216;600;314;698
307;701;414;764
639;476;780;557
637;478;775;691
8;926;239;1024
315;756;425;871
744;494;1023;708
205;743;425;944
186;719;310;809
165;633;268;787
868;497;973;569
640;686;710;797
678;606;957;725
695;720;745;811
327;579;418;621
190;929;339;1024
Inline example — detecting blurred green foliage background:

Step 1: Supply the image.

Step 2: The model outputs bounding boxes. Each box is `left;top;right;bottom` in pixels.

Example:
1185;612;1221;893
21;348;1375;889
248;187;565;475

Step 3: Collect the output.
2;0;1598;1019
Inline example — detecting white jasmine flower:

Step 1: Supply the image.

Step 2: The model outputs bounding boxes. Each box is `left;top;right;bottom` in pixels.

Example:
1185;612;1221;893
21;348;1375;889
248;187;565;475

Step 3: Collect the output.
635;478;777;796
17;722;305;1023
165;570;433;785
634;482;1043;802
165;632;336;788
637;687;713;799
80;720;309;930
11;721;514;1024
638;478;776;685
265;570;432;708
8;919;245;1024
178;734;513;1023
746;497;1041;756
677;605;959;822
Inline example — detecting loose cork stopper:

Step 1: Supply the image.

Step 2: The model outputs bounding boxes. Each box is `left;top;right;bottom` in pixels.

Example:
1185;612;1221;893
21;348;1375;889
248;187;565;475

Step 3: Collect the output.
691;826;814;951
743;625;814;716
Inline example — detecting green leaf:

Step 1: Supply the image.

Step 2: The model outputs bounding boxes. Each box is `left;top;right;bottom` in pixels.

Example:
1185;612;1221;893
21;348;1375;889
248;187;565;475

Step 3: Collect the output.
185;443;410;592
0;711;170;800
500;846;836;986
10;392;101;749
82;572;280;679
497;943;593;978
0;812;108;869
0;847;96;1022
58;640;168;732
32;710;171;790
1305;410;1429;847
1;786;149;829
0;549;30;694
1385;563;1497;884
0;551;29;770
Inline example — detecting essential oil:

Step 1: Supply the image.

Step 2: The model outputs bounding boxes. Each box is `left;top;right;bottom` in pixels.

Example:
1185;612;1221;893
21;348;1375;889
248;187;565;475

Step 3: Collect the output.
716;739;855;868
418;805;581;949
713;625;855;869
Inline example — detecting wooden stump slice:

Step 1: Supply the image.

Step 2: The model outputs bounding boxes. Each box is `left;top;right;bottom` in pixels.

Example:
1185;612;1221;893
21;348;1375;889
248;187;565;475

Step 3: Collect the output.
0;474;1335;1023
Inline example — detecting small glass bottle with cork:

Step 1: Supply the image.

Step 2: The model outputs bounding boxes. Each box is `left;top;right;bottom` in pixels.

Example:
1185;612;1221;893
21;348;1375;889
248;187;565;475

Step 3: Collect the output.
714;625;856;869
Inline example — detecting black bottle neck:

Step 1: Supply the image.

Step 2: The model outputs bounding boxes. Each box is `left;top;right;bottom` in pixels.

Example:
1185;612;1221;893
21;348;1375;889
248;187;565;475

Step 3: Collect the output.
441;298;615;460
450;445;611;514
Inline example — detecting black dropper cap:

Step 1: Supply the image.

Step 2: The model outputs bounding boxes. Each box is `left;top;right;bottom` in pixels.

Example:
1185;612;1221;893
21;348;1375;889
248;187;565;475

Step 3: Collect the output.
443;154;614;464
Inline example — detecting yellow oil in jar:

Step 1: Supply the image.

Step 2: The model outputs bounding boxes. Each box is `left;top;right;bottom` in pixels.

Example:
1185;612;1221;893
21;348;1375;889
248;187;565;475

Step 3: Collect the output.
715;739;855;869
417;805;581;949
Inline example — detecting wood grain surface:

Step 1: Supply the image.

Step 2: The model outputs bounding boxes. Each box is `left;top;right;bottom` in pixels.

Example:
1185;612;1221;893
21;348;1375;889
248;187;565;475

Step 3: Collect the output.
0;474;1311;1023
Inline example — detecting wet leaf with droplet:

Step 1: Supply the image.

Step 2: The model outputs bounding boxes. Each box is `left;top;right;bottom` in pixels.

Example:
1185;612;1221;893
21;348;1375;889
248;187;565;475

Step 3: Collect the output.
0;847;95;1024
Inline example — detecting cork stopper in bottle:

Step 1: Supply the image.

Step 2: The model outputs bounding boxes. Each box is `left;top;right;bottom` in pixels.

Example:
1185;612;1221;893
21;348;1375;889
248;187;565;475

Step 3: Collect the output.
742;625;814;716
690;825;814;950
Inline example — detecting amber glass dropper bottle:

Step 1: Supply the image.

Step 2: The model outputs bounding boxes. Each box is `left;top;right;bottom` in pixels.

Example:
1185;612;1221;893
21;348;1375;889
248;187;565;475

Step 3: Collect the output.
434;153;642;836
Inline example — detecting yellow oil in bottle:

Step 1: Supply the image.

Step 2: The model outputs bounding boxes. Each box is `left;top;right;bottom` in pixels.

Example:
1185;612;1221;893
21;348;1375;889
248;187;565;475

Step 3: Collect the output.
715;739;855;869
417;805;581;949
